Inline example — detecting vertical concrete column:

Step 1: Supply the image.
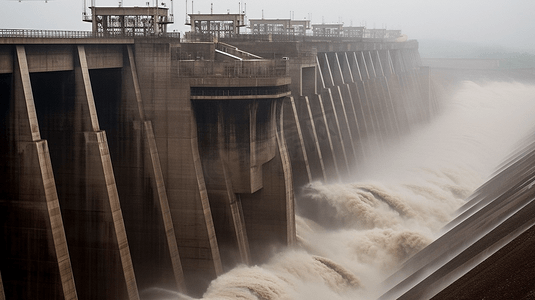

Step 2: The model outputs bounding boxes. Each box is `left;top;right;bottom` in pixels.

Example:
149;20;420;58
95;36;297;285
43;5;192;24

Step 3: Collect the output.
374;51;400;137
325;53;339;86
134;40;223;294
355;51;382;150
249;101;261;192
125;45;187;293
381;76;401;137
341;52;355;83
347;52;369;158
144;121;188;292
374;50;385;77
365;51;390;142
318;53;335;87
240;99;296;262
315;55;326;90
360;52;381;137
283;97;312;186
216;113;252;266
304;93;337;181
399;48;425;124
317;92;341;181
194;99;257;271
365;51;377;78
304;96;327;182
340;84;362;163
13;46;40;142
358;51;370;80
419;66;438;116
412;48;430;120
3;45;78;300
367;51;388;138
349;52;363;82
386;50;412;132
346;83;366;161
349;82;368;141
384;50;395;77
291;95;324;182
219;159;252;266
330;86;355;171
322;88;349;177
74;45;139;300
330;52;345;86
385;73;411;134
189;112;224;274
276;101;296;246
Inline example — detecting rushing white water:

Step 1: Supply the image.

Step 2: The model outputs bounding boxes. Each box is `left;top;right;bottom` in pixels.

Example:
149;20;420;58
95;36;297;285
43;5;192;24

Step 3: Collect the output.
152;80;535;300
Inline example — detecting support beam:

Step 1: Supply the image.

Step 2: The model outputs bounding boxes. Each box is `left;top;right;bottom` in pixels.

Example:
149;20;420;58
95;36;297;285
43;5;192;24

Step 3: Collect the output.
316;55;327;90
144;121;188;292
2;45;78;300
73;45;140;300
125;45;187;293
289;96;313;184
316;92;340;181
317;53;335;88
323;53;337;87
326;87;351;176
190;124;224;276
340;84;362;163
14;46;40;143
341;52;354;83
216;106;252;266
219;152;252;266
240;99;296;262
304;96;328;182
330;52;345;86
276;101;296;246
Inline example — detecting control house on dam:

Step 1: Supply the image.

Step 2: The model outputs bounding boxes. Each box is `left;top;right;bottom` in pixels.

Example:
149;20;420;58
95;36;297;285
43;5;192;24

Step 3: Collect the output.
0;5;433;299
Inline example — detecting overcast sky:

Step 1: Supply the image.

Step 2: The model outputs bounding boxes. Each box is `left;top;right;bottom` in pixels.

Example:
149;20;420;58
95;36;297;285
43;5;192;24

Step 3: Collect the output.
1;0;534;50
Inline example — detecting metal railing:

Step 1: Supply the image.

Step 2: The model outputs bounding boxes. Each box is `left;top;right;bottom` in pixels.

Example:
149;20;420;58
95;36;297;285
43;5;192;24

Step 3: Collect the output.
0;29;180;39
216;42;262;60
217;33;407;44
175;59;289;78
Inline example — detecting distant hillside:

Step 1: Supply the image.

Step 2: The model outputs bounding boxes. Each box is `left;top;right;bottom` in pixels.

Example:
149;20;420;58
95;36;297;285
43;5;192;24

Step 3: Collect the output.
418;39;535;69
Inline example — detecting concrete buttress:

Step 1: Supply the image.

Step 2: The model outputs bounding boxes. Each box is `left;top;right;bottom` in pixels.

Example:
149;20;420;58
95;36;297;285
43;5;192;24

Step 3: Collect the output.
0;45;77;300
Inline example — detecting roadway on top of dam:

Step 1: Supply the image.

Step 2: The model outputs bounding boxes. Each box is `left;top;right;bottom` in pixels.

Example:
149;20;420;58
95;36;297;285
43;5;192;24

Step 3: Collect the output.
0;29;419;51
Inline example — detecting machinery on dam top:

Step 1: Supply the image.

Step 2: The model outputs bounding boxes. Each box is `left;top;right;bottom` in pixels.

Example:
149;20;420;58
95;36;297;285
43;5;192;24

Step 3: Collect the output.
82;0;174;36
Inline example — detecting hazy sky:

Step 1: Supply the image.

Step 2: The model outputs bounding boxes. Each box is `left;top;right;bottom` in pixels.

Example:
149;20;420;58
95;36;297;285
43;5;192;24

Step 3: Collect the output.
1;0;534;50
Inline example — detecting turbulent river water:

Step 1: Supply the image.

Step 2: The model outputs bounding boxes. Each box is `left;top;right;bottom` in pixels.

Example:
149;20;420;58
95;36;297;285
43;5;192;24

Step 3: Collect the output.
153;80;535;300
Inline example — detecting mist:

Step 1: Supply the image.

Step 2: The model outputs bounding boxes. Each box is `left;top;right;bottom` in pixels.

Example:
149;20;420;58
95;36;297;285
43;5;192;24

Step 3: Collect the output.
137;79;535;300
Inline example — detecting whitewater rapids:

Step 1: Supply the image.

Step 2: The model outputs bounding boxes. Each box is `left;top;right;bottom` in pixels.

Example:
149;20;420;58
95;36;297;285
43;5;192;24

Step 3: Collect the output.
154;80;535;300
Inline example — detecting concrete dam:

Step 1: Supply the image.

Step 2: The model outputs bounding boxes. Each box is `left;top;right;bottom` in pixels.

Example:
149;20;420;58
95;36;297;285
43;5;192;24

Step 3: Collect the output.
5;6;535;300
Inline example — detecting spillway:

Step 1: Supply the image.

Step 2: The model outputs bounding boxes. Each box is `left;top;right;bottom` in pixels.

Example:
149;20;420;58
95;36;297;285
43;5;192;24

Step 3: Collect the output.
176;79;535;300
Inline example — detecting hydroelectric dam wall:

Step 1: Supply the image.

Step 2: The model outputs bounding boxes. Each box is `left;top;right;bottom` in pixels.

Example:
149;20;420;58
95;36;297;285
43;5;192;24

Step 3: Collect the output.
0;34;434;299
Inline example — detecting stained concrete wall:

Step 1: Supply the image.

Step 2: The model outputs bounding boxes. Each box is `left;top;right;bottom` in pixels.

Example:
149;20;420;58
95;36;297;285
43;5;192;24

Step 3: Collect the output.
0;37;432;299
281;46;436;194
